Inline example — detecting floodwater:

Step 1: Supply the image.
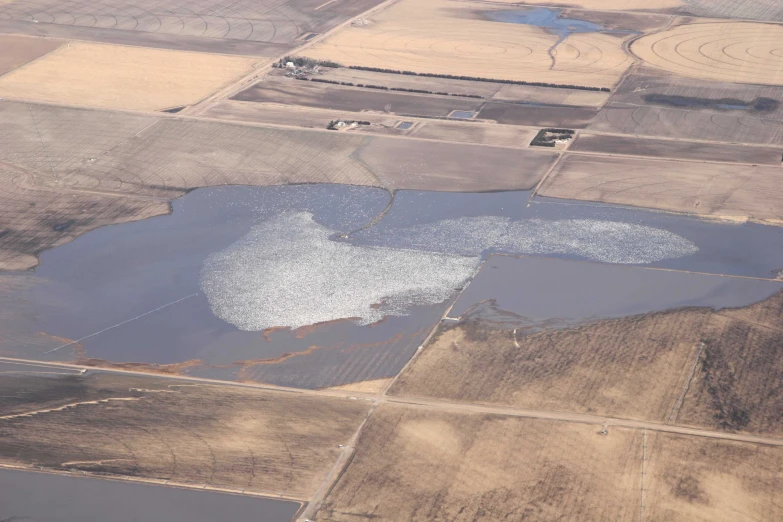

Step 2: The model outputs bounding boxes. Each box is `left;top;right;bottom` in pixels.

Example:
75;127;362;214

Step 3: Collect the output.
483;7;637;49
642;94;779;113
449;110;477;119
2;185;783;388
450;255;783;328
0;468;300;522
397;121;414;129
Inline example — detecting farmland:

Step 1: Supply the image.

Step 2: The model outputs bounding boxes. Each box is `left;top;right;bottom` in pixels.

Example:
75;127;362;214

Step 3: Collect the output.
538;154;783;225
1;0;783;519
316;405;643;521
0;370;370;499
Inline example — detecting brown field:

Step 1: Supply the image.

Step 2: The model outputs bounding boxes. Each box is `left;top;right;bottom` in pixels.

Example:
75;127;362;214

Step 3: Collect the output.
355;138;557;191
0;371;370;499
0;42;260;111
632;21;783;85
571;133;783;165
0;34;61;76
538;154;783;224
317;67;612;107
316;404;643;521
477;102;597;128
203;101;403;131
590;69;783;144
301;0;632;88
204;100;536;148
644;433;783;521
232;76;484;117
391;287;783;435
409;121;536;148
0;0;384;46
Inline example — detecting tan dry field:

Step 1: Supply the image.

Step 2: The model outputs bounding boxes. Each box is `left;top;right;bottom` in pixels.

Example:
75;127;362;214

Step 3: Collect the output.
538;154;783;224
391;290;783;436
644;433;783;521
204;101;537;148
632;21;783;86
0;34;61;76
571;133;783;165
301;0;632;89
408;121;536;148
316;404;643;521
0;371;370;499
203;101;403;131
356;137;556;191
0;42;260;111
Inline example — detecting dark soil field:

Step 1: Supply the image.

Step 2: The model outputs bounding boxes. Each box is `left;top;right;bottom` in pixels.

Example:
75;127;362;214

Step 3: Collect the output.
478;102;596;128
232;77;483;117
0;371;370;499
0;34;61;76
316;404;643;521
590;70;783;144
392;288;783;436
571;133;783;165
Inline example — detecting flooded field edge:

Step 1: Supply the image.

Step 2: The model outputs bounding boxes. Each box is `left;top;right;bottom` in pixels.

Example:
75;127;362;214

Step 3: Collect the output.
0;467;303;522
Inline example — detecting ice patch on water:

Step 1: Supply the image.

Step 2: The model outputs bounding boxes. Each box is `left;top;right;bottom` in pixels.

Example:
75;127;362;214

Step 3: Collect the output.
361;216;699;264
200;212;479;331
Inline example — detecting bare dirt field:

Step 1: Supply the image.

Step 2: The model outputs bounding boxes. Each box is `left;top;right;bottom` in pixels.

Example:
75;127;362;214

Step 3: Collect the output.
478;102;597;128
354;138;557;191
0;0;384;46
301;0;632;88
316;67;612;107
0;371;370;499
590;69;783;144
643;433;783;521
538;154;783;224
0;42;260;111
203;101;403;131
232;77;484;117
571;133;783;165
408;121;536;148
0;34;61;76
316;404;643;521
392;283;783;436
632;21;783;85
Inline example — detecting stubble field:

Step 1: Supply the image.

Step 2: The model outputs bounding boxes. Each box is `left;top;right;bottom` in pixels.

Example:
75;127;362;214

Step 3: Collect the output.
392;281;783;436
316;404;644;521
538;154;783;225
301;0;632;88
0;371;370;499
0;42;260;111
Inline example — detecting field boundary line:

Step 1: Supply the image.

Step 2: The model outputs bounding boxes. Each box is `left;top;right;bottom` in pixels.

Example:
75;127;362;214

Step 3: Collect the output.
667;341;706;423
640;429;648;522
0;463;307;502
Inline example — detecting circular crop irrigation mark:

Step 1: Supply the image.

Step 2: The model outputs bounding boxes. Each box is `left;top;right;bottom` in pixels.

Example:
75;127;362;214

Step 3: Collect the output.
631;22;783;85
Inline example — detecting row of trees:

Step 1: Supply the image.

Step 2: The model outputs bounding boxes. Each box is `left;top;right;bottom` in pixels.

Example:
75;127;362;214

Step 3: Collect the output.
303;77;483;98
530;128;575;147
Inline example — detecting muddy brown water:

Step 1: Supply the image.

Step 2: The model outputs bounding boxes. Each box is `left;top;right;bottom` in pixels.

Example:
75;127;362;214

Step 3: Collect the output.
0;468;300;522
2;185;783;388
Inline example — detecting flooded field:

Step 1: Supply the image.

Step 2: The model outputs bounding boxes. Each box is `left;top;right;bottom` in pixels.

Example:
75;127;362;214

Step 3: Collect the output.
449;255;783;327
0;469;300;522
2;185;783;388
